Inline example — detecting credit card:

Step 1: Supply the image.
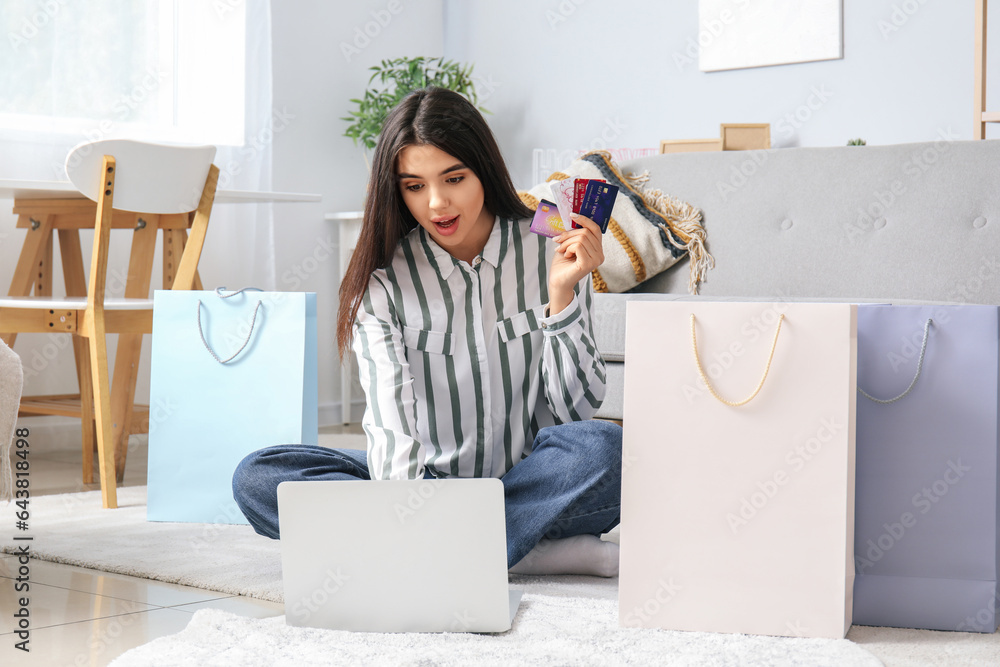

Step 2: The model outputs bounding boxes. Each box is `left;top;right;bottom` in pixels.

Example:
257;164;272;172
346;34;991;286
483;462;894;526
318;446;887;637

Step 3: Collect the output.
549;179;576;230
573;178;605;213
529;199;568;238
576;181;618;233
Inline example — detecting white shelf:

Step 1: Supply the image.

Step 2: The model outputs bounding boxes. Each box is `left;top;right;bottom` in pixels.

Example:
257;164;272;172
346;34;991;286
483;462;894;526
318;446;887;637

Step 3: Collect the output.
327;212;365;424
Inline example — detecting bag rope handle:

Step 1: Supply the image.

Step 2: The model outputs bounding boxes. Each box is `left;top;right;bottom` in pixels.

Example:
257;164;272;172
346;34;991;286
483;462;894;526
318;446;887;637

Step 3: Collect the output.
858;319;932;404
197;287;264;364
691;313;784;407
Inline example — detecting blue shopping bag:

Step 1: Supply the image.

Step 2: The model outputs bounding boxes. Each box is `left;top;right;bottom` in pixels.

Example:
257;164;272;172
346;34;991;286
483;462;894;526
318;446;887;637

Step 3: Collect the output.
147;288;317;524
854;304;1000;632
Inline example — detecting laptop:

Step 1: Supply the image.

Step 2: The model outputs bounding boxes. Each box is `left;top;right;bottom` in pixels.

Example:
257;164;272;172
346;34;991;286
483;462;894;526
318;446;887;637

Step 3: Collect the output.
277;477;522;633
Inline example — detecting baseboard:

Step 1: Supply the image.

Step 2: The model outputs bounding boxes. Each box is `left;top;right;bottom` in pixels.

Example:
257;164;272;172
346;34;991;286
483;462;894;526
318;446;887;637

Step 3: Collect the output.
17;400;364;452
318;399;366;427
13;416;123;454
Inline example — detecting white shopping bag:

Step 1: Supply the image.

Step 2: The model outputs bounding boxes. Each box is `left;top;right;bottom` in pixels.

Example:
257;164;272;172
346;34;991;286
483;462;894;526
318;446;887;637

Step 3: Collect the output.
619;301;857;638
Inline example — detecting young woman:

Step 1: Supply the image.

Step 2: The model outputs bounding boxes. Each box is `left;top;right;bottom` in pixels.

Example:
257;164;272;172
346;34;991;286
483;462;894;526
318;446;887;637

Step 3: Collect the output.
233;87;622;576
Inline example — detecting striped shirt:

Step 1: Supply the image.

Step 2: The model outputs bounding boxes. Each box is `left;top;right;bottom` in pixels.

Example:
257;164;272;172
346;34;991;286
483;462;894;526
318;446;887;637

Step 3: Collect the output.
352;215;607;480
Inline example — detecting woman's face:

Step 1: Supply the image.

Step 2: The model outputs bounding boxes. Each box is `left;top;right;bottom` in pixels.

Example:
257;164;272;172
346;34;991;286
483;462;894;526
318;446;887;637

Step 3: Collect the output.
396;143;495;264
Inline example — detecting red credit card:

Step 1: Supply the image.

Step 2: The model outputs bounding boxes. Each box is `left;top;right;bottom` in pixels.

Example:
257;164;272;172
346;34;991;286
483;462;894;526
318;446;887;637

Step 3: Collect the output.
573;178;605;213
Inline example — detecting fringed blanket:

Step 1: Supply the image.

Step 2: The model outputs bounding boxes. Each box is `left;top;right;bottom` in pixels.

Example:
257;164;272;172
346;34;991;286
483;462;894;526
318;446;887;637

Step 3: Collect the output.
519;150;714;294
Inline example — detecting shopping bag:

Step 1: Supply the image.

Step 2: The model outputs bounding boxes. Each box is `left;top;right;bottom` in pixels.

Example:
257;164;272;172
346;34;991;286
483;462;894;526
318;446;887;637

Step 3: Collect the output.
853;304;1000;632
147;288;318;524
620;301;856;638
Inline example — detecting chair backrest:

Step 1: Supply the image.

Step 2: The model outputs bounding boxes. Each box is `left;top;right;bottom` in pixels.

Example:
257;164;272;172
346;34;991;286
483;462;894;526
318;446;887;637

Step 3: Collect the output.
65;139;217;214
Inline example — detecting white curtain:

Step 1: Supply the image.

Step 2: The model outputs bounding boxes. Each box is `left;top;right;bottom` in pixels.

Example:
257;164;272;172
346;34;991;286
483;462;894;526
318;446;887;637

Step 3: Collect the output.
0;0;276;288
0;0;275;401
205;0;278;291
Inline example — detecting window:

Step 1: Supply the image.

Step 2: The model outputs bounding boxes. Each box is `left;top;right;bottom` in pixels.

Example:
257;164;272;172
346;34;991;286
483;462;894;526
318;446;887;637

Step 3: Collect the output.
0;0;246;146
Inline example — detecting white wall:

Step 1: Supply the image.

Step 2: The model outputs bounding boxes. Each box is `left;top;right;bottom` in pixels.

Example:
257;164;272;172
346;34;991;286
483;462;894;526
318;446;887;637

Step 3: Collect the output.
270;0;443;423
443;0;999;189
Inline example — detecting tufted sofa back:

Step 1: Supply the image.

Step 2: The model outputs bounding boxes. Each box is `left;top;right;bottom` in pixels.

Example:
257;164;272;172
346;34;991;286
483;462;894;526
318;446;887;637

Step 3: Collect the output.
593;138;1000;420
619;137;1000;301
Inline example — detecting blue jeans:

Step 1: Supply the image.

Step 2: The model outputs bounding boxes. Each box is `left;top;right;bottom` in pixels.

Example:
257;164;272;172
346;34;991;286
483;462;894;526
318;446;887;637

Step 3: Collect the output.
232;420;622;567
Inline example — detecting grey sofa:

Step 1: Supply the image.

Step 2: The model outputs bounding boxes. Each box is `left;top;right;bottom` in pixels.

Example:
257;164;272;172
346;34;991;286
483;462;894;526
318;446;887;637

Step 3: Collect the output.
594;138;1000;420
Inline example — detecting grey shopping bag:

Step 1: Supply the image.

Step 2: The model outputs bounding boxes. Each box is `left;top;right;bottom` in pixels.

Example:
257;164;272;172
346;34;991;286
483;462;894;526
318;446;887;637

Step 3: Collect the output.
854;304;1000;632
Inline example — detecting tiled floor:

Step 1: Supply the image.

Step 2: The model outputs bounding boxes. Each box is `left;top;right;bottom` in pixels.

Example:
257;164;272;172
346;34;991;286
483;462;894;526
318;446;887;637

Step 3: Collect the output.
0;421;363;666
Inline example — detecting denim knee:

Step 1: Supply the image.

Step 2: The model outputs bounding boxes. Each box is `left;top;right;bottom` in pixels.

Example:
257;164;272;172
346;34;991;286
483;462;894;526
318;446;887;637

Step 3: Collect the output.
587;420;623;459
231;447;270;504
585;421;623;480
535;420;622;473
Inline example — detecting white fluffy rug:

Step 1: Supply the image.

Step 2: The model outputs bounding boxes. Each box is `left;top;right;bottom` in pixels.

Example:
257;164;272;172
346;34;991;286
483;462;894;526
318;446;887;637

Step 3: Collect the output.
108;597;880;667
1;486;890;666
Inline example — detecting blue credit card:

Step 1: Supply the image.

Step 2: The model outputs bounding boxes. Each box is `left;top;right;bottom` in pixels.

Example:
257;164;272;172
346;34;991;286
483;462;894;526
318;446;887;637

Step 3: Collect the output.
576;180;618;233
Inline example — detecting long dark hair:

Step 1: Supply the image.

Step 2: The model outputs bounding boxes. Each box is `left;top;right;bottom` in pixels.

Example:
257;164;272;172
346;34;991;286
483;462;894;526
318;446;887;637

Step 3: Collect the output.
336;86;532;359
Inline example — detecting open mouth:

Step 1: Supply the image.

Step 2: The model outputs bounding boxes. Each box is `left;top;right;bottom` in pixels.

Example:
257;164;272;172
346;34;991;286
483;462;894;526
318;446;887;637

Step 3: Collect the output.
432;215;459;232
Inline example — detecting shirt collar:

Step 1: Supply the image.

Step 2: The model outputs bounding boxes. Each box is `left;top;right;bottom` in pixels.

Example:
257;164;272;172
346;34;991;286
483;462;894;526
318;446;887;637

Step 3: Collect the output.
479;215;504;269
420;214;504;280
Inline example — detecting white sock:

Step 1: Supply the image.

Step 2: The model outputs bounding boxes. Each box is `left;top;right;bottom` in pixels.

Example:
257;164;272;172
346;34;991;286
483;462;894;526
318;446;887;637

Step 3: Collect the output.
509;534;620;577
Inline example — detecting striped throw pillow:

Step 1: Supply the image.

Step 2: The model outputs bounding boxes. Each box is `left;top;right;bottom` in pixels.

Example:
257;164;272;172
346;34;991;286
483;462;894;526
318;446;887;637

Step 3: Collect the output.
519;150;713;294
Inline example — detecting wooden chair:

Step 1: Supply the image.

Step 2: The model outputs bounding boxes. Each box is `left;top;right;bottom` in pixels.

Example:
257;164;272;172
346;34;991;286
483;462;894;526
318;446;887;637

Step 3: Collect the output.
0;140;219;508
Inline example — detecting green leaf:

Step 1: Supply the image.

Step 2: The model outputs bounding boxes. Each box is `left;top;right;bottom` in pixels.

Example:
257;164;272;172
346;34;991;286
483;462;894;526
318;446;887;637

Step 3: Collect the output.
342;55;486;149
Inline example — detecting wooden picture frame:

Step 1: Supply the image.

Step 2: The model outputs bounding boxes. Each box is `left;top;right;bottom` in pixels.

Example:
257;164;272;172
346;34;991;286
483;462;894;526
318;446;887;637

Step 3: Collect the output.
659;138;724;154
720;124;771;151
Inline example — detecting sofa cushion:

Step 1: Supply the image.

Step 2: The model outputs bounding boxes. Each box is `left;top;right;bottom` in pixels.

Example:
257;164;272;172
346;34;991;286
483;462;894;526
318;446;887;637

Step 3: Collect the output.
618;140;1000;303
519;151;712;294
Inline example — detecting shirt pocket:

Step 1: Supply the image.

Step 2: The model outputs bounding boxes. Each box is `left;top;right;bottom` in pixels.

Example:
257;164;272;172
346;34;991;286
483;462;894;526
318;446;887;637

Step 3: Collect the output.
496;304;548;343
402;325;456;355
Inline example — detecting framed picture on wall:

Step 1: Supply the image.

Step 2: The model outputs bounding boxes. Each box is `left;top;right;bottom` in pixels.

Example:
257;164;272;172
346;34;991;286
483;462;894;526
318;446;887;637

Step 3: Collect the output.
698;0;844;72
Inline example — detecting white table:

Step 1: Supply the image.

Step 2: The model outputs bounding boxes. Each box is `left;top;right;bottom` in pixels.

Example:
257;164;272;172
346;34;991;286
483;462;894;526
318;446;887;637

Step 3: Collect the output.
0;178;321;204
1;178;322;484
325;211;364;424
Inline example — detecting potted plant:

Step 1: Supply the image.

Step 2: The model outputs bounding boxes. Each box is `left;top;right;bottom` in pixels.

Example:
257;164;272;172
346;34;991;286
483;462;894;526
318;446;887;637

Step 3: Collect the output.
342;56;486;169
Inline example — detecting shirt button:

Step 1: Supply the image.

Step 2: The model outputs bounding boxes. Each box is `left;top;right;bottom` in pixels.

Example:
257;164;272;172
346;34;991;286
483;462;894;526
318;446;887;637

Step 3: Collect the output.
473;257;482;266
541;322;548;330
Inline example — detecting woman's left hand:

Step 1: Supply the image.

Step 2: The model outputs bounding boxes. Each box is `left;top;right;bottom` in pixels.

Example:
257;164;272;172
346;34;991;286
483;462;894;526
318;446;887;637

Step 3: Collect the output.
548;214;605;315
